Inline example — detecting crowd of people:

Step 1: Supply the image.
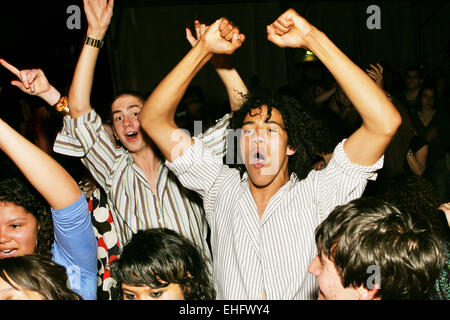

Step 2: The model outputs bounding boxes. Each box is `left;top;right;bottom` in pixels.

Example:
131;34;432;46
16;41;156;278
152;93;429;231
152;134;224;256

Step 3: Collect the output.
0;0;449;301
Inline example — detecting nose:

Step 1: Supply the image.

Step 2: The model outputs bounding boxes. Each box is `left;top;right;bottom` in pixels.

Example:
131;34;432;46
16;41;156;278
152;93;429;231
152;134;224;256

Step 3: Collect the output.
251;129;267;144
308;255;321;276
0;229;11;244
123;115;133;127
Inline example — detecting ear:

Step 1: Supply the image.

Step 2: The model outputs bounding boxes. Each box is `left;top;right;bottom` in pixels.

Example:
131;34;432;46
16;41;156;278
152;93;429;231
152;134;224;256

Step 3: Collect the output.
358;283;380;300
286;146;296;156
112;126;119;141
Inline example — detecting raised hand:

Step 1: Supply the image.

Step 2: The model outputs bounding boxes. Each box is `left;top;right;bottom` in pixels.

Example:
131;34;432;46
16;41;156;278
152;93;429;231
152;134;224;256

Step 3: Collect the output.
0;59;56;100
83;0;114;38
266;8;314;48
202;18;245;55
366;63;384;89
186;20;207;47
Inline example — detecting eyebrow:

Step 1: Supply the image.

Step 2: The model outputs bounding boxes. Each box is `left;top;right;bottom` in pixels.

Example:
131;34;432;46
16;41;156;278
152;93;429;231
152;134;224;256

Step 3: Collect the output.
242;120;285;129
112;104;141;115
6;218;27;224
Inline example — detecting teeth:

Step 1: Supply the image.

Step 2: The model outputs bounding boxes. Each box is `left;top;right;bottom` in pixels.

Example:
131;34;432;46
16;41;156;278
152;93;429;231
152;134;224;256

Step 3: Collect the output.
0;249;16;257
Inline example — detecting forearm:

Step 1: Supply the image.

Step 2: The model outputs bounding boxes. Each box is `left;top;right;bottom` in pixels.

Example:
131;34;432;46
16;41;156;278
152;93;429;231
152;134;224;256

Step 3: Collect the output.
314;86;336;105
39;85;61;106
0;119;81;209
215;67;248;111
305;28;400;135
406;147;427;175
211;55;248;111
68;42;101;118
140;40;213;128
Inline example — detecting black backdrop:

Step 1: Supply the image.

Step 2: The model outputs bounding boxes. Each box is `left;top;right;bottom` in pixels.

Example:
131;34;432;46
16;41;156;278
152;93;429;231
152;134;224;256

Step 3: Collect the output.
0;0;449;118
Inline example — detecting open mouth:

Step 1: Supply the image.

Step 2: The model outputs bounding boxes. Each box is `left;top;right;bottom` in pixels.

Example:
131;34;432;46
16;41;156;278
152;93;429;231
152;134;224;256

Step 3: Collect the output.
0;249;18;258
252;151;266;169
124;132;138;141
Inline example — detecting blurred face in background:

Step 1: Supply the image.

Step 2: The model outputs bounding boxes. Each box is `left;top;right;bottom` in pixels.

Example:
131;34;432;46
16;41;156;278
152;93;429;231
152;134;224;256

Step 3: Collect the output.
405;70;423;90
420;89;435;110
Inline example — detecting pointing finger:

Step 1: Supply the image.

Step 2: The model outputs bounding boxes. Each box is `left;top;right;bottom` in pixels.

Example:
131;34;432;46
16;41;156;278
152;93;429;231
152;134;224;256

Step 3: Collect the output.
0;59;21;78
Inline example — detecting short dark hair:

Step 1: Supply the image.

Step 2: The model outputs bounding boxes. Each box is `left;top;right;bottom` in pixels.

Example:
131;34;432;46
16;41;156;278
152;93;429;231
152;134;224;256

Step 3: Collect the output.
111;228;215;300
106;90;146;122
405;65;425;79
315;197;444;299
0;178;54;257
229;90;329;180
0;254;82;300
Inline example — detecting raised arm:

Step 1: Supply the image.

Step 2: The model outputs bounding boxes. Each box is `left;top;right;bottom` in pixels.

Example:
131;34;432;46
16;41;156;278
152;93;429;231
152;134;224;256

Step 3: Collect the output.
139;18;245;162
267;9;401;166
0;59;61;106
0;118;81;210
68;0;114;118
186;20;248;112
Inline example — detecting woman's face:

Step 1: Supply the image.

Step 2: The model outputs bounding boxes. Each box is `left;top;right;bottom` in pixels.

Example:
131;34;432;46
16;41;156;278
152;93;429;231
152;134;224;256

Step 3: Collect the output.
420;89;435;110
0;273;45;300
121;282;185;300
0;202;39;259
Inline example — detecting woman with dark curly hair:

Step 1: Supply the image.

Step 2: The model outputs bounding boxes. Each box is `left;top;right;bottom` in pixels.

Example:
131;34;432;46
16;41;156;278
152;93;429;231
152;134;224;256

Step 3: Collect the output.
0;255;82;300
111;228;215;300
0;73;97;299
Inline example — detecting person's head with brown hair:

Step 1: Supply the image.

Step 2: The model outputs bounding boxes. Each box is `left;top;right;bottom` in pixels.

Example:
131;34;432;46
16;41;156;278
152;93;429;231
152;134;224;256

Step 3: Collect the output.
309;197;444;300
0;254;82;300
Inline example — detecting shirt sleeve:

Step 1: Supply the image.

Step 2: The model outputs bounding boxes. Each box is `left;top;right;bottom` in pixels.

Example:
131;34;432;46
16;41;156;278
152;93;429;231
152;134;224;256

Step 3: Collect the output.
51;192;98;300
314;138;384;222
53;110;120;191
196;113;231;158
165;137;229;218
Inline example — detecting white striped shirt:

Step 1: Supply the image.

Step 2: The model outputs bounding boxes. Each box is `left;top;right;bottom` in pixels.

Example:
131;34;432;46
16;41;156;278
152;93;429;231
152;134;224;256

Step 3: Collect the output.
166;137;383;299
53;110;230;264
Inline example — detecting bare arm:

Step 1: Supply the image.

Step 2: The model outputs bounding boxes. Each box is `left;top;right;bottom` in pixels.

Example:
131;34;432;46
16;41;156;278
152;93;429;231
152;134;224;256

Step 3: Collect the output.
186;20;248;112
406;145;428;176
0;119;81;209
68;0;114;118
139;18;245;162
267;9;401;166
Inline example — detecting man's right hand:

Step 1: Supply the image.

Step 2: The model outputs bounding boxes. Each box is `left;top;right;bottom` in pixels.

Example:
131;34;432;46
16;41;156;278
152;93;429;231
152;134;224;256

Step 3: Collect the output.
201;18;245;55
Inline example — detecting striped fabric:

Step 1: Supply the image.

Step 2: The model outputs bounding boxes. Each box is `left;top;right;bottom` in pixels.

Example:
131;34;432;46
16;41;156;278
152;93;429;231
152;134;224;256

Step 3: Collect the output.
166;137;384;299
53;110;231;265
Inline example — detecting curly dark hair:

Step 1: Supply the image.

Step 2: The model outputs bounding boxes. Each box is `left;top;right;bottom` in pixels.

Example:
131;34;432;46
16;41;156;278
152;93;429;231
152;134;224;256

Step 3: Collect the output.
229;89;340;180
0;178;54;257
0;254;82;300
111;228;215;300
376;174;450;242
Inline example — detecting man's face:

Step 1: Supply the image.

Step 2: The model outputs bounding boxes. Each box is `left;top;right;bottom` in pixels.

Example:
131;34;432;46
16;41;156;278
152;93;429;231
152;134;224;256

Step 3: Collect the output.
111;95;149;153
0;202;39;259
240;105;295;188
405;70;422;90
308;254;373;300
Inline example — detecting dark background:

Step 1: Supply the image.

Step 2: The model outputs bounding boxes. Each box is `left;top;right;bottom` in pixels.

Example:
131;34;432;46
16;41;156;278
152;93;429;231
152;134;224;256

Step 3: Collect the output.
0;0;449;119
